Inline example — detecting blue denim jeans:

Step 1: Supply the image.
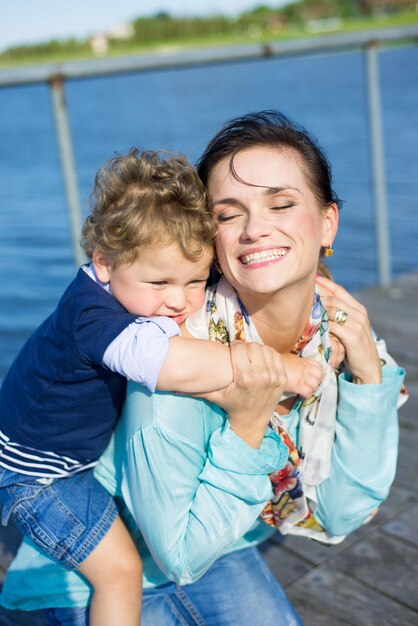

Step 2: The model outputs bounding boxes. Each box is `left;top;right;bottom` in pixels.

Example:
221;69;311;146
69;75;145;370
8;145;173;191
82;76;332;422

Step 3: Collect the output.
45;606;89;626
44;546;302;626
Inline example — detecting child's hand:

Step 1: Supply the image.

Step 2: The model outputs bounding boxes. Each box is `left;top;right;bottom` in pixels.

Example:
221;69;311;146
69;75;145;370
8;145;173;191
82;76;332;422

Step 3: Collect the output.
281;353;324;398
198;341;287;448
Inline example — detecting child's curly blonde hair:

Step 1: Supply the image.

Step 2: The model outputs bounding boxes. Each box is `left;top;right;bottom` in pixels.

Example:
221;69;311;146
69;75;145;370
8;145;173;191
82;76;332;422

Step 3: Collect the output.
81;148;216;267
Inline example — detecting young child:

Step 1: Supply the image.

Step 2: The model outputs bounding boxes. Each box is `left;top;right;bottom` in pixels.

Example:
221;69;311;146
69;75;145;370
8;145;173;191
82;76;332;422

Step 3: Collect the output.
0;149;322;625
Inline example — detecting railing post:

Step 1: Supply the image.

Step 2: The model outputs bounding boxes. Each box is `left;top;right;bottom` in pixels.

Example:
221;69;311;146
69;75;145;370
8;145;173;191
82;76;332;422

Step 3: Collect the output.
49;74;87;267
365;42;391;287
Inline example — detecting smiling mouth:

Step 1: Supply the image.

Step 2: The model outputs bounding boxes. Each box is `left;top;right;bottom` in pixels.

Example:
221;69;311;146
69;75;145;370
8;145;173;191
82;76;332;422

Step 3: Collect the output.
239;248;289;266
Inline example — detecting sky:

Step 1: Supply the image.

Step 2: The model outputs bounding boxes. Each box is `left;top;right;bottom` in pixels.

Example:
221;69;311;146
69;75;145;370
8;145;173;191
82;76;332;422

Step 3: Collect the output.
0;0;288;52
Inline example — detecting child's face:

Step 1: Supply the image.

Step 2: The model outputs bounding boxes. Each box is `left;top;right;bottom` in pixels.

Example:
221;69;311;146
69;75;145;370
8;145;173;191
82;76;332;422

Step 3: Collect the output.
94;243;213;325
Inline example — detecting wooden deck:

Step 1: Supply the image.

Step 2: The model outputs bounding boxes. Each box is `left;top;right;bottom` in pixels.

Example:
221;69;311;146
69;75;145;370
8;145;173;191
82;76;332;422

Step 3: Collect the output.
1;272;417;625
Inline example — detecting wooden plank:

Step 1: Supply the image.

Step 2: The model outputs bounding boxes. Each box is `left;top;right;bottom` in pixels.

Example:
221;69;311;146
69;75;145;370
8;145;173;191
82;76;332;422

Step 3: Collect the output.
275;526;369;567
354;272;418;369
329;528;418;610
259;539;313;587
382;502;418;547
397;380;418;423
394;418;418;496
278;483;417;565
371;485;417;524
286;566;418;626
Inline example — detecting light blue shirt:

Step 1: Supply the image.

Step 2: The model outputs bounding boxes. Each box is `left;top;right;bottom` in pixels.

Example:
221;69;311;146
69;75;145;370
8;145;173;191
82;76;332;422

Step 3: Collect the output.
0;367;404;611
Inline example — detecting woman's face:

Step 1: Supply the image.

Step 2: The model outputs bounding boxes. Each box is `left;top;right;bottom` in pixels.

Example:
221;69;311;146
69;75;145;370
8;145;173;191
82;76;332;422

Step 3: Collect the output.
207;146;338;299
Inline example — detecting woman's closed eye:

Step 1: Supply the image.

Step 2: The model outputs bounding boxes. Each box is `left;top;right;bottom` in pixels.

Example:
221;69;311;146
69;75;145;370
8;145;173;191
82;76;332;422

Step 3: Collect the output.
215;201;295;222
270;202;294;212
215;213;243;223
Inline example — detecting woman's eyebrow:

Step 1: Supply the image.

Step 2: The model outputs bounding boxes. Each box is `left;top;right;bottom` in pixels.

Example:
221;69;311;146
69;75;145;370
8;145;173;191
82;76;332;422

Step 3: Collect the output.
211;198;243;209
264;186;300;195
211;186;301;208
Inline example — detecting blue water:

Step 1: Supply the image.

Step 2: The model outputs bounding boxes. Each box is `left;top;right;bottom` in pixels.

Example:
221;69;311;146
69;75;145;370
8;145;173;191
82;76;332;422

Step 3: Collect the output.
0;46;417;378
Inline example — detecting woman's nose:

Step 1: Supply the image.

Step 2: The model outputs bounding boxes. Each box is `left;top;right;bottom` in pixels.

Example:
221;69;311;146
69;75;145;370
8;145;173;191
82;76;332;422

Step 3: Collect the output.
242;212;273;240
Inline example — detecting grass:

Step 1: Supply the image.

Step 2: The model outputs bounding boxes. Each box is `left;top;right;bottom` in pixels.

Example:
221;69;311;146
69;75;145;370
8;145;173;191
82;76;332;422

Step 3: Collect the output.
1;10;417;69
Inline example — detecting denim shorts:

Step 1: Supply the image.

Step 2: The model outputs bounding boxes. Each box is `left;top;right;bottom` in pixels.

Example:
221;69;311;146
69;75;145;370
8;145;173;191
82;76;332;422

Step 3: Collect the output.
0;466;118;570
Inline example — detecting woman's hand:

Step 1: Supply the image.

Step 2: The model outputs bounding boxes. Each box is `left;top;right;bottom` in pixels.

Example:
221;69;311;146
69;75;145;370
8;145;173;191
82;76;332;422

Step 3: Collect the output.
316;275;382;385
199;342;287;448
328;334;346;370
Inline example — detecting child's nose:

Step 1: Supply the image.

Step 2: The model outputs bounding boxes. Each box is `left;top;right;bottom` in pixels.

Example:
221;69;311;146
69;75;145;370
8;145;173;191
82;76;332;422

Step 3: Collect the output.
166;290;186;310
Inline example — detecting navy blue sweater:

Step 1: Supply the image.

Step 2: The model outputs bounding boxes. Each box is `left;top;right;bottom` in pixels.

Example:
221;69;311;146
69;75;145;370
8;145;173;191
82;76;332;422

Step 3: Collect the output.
0;269;138;464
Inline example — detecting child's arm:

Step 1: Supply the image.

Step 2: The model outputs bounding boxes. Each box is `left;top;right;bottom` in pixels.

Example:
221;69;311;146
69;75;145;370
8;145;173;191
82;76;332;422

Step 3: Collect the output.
156;336;233;393
104;319;323;396
281;353;324;398
158;339;325;397
103;318;234;395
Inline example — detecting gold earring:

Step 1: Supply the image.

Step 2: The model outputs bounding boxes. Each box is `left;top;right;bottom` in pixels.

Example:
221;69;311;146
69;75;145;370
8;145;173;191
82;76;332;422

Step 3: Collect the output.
324;244;334;257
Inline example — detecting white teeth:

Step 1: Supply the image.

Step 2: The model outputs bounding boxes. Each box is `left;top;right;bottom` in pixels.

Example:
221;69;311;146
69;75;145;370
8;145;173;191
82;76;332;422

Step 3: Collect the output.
240;249;288;265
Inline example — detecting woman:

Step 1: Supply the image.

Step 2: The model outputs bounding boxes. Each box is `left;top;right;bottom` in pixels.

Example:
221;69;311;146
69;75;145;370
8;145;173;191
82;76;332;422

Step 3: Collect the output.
1;111;405;625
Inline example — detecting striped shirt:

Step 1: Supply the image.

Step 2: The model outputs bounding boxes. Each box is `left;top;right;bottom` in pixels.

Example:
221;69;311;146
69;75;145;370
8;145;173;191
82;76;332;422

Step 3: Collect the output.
0;429;96;477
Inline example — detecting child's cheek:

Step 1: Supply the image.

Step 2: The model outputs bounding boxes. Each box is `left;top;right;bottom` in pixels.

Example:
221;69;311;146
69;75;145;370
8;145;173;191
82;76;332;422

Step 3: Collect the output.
193;289;206;313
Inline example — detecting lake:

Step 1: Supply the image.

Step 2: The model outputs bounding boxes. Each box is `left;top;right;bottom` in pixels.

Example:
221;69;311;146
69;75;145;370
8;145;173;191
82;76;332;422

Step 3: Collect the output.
0;44;417;378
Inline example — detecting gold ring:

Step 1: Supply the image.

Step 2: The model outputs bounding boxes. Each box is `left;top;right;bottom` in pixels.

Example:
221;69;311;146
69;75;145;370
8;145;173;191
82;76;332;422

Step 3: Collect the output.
334;309;348;325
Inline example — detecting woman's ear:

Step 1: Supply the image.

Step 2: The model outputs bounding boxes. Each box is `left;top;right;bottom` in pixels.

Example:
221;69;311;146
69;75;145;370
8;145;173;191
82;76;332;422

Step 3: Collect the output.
321;203;339;248
92;249;112;283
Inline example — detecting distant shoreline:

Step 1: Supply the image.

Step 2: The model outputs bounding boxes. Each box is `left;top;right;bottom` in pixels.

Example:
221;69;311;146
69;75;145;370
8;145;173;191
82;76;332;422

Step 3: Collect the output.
1;11;417;69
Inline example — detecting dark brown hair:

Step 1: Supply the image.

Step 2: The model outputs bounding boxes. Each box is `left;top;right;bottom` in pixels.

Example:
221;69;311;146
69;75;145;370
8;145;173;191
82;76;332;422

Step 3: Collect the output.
197;110;341;210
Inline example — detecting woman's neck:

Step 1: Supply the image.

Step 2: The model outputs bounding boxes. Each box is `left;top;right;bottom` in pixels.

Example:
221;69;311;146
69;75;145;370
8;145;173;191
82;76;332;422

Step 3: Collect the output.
239;280;316;353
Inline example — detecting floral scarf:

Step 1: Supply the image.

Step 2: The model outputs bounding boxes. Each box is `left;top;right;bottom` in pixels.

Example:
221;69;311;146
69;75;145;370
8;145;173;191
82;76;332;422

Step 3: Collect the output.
186;276;407;544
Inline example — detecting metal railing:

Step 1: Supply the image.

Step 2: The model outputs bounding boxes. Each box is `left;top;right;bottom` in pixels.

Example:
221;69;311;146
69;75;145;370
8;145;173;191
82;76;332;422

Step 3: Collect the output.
1;24;418;283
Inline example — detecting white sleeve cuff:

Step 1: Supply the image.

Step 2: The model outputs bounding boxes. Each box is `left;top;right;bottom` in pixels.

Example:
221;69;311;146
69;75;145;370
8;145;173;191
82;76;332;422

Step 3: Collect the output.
103;317;181;391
